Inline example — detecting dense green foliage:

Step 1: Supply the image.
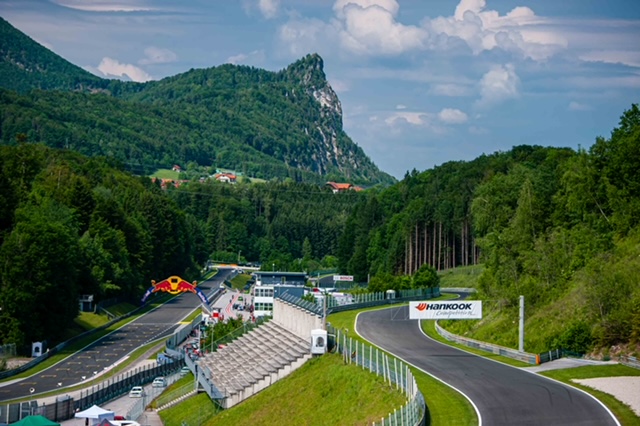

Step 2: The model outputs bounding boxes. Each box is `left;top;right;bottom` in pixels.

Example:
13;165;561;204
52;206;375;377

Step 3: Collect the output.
342;105;640;354
165;179;359;270
0;142;359;351
0;143;197;348
0;18;393;185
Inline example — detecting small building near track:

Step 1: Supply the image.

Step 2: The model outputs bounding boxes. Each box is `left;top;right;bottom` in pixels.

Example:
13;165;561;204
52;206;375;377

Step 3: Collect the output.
252;272;308;317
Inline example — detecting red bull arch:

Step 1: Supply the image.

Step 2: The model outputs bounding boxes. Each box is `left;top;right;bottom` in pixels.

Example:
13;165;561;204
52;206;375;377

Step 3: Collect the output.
141;275;209;306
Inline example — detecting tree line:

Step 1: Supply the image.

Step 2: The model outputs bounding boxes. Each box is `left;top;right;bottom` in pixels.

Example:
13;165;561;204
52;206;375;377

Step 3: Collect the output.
338;105;640;354
1;104;637;356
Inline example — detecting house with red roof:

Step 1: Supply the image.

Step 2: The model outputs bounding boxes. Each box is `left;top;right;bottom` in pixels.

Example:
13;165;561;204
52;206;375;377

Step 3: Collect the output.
215;173;237;184
326;182;353;193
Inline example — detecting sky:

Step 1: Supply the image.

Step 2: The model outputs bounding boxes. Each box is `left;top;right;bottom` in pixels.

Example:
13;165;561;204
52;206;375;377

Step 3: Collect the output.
1;0;639;179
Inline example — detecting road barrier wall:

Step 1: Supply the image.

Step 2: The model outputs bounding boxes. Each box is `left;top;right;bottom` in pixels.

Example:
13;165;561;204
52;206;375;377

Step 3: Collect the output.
435;321;540;364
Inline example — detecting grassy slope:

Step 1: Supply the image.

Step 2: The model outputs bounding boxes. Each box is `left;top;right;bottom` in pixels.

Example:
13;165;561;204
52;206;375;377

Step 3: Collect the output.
328;304;479;426
229;273;252;291
159;353;407;426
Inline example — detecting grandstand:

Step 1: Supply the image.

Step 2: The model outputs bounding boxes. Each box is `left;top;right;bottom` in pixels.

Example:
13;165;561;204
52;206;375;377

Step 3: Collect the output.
197;296;323;408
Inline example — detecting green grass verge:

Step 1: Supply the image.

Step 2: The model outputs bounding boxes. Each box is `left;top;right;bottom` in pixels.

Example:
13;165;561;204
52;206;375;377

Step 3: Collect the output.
229;273;252;291
540;365;640;426
327;303;478;426
438;265;484;288
159;353;407;426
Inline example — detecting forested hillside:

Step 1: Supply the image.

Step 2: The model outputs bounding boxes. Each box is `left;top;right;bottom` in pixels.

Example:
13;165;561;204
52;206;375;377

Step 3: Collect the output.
339;105;640;355
0;18;394;185
0;142;361;351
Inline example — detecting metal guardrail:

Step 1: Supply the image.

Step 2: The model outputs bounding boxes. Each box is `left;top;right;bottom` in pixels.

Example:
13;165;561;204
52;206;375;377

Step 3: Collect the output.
435;321;540;364
620;355;640;370
0;360;183;424
278;292;323;316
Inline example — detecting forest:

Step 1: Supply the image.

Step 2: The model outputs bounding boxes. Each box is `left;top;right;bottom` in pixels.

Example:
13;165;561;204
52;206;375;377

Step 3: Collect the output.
0;17;638;358
0;141;365;350
1;105;638;358
338;104;640;355
0;18;393;185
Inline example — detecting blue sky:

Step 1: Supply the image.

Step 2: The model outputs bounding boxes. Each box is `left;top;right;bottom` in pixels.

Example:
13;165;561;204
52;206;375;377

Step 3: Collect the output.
1;0;639;179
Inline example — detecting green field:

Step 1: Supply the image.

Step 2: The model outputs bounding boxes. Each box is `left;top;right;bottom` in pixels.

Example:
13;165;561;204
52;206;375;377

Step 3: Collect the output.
151;169;181;179
159;352;407;426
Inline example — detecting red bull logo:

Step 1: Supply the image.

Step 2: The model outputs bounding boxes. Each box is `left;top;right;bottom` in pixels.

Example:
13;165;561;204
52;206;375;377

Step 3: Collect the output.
151;276;198;295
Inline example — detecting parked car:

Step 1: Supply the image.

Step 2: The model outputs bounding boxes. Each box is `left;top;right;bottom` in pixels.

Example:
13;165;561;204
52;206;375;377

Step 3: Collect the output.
179;366;191;377
129;386;144;398
152;377;166;388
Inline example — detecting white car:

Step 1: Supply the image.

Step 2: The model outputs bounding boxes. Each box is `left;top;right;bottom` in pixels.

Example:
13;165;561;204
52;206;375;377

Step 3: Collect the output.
152;377;166;388
129;386;144;398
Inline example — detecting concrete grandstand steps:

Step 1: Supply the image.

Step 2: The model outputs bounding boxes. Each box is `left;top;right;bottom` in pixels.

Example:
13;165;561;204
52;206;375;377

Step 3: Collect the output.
196;319;313;408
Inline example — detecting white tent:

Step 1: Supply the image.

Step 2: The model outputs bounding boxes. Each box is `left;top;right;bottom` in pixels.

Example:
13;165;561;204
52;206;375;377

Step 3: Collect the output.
74;405;115;425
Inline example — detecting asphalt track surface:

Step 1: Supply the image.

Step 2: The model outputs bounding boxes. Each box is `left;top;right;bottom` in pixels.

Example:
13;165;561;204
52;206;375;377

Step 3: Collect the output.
0;269;233;402
356;306;618;426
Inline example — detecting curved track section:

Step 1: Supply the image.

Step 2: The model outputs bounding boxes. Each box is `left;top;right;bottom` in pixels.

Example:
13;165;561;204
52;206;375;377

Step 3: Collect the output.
356;306;618;426
0;270;232;402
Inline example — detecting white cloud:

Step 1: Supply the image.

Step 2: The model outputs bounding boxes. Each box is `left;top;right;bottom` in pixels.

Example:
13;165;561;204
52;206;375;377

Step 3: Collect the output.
278;17;336;56
138;47;177;65
334;0;426;55
579;50;640;68
52;0;156;12
258;0;279;19
226;50;265;65
477;63;519;106
427;0;567;60
96;57;152;82
429;83;472;97
385;111;430;126
396;104;406;109
279;0;568;60
438;108;468;124
227;53;248;64
568;101;591;111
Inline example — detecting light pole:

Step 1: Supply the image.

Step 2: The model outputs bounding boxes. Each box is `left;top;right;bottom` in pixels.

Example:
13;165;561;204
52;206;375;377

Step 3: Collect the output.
272;263;275;272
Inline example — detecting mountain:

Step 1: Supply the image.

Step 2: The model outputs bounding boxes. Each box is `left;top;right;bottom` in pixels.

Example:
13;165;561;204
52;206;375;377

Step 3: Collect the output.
0;17;105;92
0;17;395;185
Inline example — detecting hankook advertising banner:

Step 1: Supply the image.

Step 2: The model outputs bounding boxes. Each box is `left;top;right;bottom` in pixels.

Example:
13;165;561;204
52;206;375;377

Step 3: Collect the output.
409;301;483;319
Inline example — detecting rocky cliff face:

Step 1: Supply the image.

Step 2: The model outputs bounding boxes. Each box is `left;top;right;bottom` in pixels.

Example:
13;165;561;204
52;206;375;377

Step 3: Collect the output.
282;53;376;180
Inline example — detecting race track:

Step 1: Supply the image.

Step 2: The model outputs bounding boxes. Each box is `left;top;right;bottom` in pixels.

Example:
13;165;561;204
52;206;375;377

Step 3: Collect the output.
0;269;232;402
356;306;618;426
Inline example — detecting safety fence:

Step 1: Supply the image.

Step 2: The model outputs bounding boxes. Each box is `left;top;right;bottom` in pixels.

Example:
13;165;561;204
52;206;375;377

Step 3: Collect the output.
0;344;16;359
327;287;440;314
0;360;183;424
329;325;426;426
